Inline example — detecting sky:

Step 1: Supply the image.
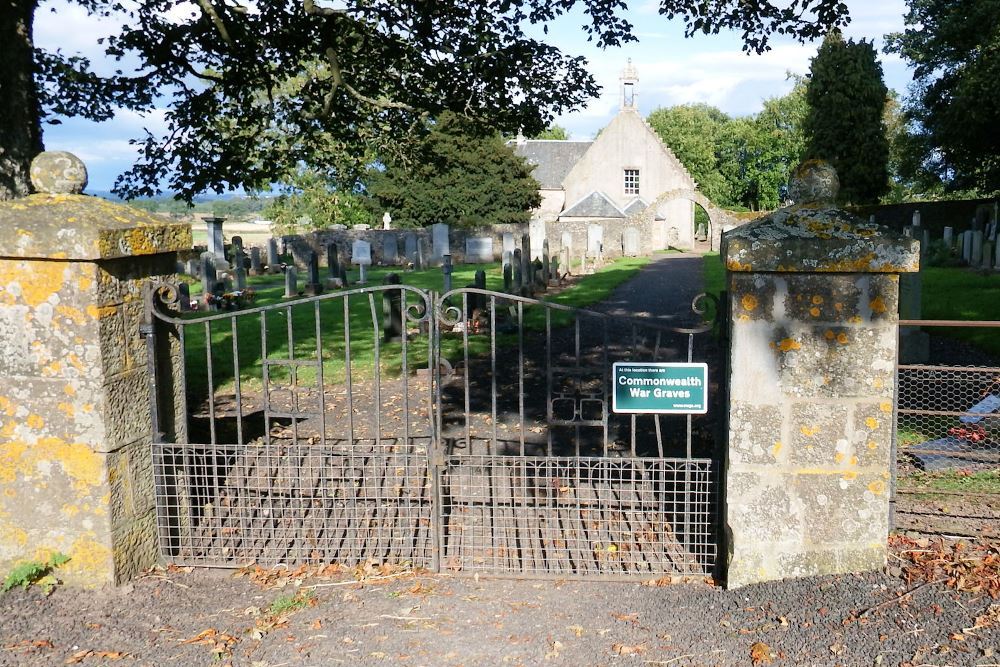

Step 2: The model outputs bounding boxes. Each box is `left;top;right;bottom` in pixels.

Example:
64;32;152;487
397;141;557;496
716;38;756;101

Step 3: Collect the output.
33;0;913;194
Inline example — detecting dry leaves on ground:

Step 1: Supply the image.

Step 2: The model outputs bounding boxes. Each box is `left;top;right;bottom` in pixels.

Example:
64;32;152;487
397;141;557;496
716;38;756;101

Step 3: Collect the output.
890;535;1000;598
64;650;130;664
4;639;54;653
611;642;647;655
750;641;774;665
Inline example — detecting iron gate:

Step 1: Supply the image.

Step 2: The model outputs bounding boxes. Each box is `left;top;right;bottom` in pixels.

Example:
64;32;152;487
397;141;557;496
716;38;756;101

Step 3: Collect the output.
144;280;720;579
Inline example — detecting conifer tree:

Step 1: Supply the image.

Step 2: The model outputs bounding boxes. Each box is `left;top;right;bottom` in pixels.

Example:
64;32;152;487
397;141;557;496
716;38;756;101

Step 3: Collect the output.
802;31;889;204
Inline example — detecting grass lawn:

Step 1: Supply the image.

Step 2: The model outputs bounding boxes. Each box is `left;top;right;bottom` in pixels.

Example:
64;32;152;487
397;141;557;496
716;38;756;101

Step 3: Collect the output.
179;256;650;397
898;469;1000;496
919;266;1000;357
700;252;725;326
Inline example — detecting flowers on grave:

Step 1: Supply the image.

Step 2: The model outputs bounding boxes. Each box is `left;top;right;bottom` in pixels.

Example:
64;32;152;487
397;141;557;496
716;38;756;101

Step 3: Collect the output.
204;288;257;310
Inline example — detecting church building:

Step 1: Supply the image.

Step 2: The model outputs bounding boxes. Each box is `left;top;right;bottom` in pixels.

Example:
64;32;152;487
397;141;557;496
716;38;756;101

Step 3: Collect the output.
513;61;699;251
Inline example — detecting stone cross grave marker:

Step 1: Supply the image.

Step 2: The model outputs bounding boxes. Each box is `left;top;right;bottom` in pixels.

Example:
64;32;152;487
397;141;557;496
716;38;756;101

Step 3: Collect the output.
465;237;493;263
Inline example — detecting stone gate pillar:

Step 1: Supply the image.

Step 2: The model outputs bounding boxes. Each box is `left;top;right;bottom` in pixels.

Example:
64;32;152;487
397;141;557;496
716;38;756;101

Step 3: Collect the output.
0;153;190;586
722;161;919;588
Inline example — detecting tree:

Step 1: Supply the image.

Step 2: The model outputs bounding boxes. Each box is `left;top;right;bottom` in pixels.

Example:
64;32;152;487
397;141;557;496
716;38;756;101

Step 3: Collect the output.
2;1;852;201
886;0;1000;195
802;31;889;204
532;125;570;141
647;104;733;206
263;169;374;234
366;112;540;228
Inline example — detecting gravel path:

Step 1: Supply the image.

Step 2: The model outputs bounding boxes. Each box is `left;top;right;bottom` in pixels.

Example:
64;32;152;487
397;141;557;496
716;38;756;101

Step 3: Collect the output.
590;252;708;326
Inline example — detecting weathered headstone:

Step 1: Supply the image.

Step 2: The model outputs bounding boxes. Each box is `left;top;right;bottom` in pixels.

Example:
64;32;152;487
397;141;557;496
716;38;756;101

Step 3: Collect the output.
502;250;512;274
502;232;515;259
587;224;603;257
266;238;280;273
623;227;640;256
912;210;921;227
943;226;954;247
521;233;533;288
326;242;340;279
972;230;984;266
177;282;192;311
234;266;248;291
503;262;512;292
415;238;425;271
561;231;573;255
382;273;403;343
352;239;372;266
305;251;323;296
983;241;994;270
204;216;226;261
284;265;298;298
339;266;348;288
200;251;218;307
442;254;453;293
529;219;546;260
512;249;523;293
403;233;418;264
358;264;368;285
249;247;263;275
962;231;972;263
383;233;399;265
431;222;450;264
465;237;493;263
185;258;200;277
542;239;551;286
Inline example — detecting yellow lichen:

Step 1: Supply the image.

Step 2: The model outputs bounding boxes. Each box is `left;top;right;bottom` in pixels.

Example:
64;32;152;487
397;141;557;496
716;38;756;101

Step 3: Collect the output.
777;338;801;352
865;417;879;430
879;401;892;413
870;297;887;314
809;307;821;317
836;332;849;344
741;294;758;311
800;425;820;437
771;441;783;457
868;480;886;495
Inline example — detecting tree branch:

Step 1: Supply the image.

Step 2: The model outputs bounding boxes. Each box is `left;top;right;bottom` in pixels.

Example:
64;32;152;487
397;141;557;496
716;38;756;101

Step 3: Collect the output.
196;0;234;46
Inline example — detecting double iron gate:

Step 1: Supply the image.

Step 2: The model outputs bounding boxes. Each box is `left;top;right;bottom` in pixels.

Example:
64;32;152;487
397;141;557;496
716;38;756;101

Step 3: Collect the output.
144;281;720;579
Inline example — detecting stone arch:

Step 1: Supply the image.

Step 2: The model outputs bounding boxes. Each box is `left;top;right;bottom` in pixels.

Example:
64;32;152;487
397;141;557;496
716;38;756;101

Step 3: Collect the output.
643;188;732;252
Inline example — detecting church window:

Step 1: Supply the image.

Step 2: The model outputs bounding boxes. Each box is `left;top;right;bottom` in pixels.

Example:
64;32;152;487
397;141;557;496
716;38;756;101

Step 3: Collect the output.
624;169;640;195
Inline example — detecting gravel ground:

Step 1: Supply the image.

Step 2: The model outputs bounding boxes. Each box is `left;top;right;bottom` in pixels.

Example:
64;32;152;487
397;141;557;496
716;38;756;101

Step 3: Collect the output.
1;545;998;667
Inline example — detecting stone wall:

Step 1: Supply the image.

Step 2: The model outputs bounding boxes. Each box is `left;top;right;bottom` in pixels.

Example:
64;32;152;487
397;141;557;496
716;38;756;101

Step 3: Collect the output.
0;184;190;587
853;198;998;235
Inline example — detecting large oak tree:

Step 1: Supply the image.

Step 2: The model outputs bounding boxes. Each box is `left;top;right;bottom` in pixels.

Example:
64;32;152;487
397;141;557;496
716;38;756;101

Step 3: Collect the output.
1;0;852;201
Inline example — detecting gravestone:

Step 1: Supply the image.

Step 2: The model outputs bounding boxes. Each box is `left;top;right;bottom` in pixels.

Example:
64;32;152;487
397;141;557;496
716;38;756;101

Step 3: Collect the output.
383;233;399;265
623;227;640;256
382;273;403;343
983;241;994;270
339;266;348;288
266;238;281;273
234;266;248;291
352;239;372;266
587;224;603;257
231;234;244;259
185;258;200;277
521;233;533;290
249;247;263;275
502;232;515;259
542;239;551;286
200;251;218;308
431;222;450;264
177;282;192;311
305;251;323;296
899;268;928;362
962;231;972;263
512;249;523;294
442;254;453;293
912;210;921;227
465;237;493;263
326;242;340;280
204;216;226;261
561;231;573;255
972;230;984;266
529;219;546;260
284;266;298;298
502;250;512;274
943;227;954;247
561;246;570;276
415;239;425;270
503;263;512;292
403;233;418;264
358;264;368;285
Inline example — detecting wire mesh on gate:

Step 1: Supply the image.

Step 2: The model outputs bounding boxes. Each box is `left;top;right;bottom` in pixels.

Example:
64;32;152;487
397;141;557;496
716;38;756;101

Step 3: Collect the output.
896;321;1000;497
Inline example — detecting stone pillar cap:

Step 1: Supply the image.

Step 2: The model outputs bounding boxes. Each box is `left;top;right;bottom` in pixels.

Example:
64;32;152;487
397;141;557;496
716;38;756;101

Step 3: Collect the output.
724;160;919;273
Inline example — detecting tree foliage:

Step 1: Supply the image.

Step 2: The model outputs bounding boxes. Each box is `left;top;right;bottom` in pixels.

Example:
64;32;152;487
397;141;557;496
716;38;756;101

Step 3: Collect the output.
262;169;374;234
647;78;807;211
3;0;853;201
802;31;889;205
531;125;570;141
886;0;1000;195
366;112;540;228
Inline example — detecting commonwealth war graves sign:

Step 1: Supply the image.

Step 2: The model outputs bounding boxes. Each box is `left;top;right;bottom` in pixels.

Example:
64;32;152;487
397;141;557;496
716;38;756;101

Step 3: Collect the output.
612;362;708;414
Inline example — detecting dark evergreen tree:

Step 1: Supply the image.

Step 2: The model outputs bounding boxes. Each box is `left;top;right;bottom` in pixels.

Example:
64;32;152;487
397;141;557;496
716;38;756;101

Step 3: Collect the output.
366;112;540;228
802;31;889;204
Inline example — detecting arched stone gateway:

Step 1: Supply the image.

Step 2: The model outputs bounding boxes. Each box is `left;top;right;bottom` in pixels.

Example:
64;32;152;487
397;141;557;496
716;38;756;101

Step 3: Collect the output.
635;187;740;252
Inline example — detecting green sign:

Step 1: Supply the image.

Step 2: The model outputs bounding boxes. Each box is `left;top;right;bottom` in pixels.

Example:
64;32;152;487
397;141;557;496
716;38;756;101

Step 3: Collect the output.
612;362;708;414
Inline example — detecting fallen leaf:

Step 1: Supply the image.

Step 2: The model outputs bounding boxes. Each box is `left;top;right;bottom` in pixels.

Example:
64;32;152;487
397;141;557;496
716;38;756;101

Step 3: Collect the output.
611;612;638;624
311;619;323;630
750;641;773;665
566;625;584;638
611;643;647;655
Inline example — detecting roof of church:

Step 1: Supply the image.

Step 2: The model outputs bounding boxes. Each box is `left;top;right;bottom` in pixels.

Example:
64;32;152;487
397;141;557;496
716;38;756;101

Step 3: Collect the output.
623;198;649;215
561;191;626;218
512;140;593;189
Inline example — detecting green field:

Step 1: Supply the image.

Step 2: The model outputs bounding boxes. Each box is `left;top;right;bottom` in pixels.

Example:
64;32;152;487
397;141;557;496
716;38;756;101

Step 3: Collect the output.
179;256;650;396
919;266;1000;356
